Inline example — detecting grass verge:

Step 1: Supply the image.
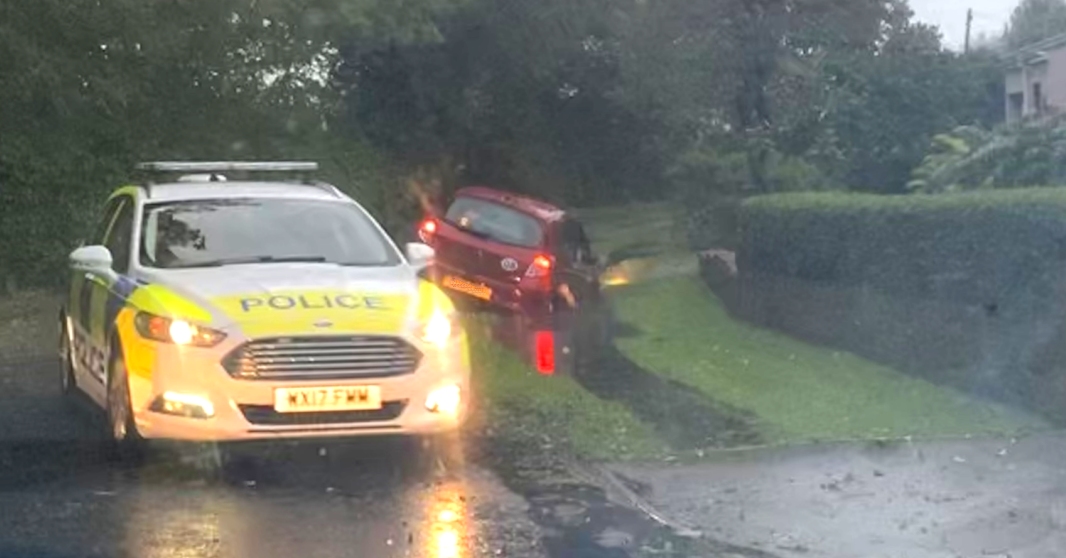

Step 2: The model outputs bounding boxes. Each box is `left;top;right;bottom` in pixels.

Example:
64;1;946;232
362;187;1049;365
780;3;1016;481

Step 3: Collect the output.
610;275;1047;445
468;320;667;461
577;202;685;262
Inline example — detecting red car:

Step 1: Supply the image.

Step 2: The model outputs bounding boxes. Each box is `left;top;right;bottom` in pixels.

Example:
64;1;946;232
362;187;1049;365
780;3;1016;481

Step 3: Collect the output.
418;187;607;373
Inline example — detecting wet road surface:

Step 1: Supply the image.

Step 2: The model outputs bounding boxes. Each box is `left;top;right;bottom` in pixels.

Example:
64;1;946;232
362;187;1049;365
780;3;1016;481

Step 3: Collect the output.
0;358;545;558
612;434;1066;558
0;354;733;558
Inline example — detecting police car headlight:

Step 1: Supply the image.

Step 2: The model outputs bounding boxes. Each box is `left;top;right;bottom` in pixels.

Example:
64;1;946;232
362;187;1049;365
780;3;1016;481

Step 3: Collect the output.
419;309;459;347
134;312;226;348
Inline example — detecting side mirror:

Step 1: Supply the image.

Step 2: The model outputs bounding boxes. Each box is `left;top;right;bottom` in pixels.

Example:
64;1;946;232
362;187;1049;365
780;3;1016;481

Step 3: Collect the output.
70;245;113;273
405;242;435;269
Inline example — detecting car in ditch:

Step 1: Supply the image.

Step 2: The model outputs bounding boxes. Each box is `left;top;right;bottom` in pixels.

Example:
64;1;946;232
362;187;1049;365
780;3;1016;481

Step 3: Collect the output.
416;186;609;375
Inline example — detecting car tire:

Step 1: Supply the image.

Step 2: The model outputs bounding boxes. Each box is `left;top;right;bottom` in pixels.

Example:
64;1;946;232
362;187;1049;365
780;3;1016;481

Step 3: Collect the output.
105;343;145;462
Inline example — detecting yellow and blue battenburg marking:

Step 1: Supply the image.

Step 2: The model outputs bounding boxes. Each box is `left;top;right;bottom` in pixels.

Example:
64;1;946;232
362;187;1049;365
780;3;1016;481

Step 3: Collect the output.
104;275;141;337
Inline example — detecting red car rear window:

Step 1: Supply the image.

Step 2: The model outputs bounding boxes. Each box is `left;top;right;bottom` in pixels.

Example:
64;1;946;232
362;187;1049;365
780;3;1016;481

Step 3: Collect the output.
444;197;544;248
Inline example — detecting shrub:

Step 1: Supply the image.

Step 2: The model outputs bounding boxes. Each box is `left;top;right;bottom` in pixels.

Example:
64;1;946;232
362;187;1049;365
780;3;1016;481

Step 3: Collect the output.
736;188;1066;422
908;115;1066;194
674;146;838;251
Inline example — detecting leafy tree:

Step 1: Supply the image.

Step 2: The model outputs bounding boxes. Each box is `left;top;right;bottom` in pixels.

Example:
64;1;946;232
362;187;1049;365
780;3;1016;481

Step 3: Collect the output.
0;0;462;289
825;46;1004;193
1005;0;1066;49
339;0;668;206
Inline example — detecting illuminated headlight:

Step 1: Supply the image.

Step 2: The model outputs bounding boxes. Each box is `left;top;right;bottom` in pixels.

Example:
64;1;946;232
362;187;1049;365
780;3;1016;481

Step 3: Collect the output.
134;312;226;347
419;309;459;346
150;391;215;419
425;385;462;415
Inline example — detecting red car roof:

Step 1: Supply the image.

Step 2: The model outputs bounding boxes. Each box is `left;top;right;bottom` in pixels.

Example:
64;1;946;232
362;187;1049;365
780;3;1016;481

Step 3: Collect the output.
455;186;566;223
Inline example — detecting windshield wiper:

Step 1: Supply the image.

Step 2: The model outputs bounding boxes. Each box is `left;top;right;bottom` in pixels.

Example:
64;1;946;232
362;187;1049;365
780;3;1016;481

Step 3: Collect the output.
446;221;493;241
169;255;328;268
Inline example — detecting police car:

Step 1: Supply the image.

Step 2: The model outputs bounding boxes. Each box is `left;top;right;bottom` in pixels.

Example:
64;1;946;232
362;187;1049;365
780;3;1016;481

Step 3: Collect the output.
59;162;469;452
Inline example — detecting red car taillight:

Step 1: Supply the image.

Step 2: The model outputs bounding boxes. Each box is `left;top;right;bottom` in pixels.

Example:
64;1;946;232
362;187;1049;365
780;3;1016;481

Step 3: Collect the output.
418;219;437;243
525;254;553;278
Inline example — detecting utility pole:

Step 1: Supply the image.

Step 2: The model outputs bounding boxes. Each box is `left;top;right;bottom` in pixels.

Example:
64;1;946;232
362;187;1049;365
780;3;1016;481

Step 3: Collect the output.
964;8;974;53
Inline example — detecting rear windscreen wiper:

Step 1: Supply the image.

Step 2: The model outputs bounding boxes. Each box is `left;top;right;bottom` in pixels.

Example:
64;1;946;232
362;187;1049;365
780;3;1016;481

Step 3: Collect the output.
447;221;493;241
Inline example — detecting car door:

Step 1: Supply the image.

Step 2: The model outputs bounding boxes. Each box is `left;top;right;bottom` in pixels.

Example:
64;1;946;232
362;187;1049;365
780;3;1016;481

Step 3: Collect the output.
75;195;136;389
69;197;124;385
91;196;137;383
553;218;599;305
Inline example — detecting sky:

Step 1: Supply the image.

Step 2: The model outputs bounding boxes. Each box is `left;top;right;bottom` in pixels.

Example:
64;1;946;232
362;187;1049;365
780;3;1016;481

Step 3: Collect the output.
910;0;1016;49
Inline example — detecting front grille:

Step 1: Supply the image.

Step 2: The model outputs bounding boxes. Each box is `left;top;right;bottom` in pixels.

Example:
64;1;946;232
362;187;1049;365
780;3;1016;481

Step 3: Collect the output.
222;336;422;381
239;401;407;426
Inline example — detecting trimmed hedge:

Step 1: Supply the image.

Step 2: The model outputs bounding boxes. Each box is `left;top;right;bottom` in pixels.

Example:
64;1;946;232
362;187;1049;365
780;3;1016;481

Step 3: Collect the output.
736;188;1066;422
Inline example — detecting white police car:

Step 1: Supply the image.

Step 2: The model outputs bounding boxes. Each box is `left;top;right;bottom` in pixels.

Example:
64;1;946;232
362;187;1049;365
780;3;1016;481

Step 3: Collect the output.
60;162;469;452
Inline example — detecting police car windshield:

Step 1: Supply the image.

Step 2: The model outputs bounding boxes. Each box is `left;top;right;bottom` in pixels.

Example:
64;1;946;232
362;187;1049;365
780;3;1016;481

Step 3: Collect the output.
444;197;544;248
139;198;400;269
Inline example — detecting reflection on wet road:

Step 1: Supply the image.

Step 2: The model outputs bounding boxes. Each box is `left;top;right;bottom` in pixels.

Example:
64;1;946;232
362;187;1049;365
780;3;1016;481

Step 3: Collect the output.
0;360;542;558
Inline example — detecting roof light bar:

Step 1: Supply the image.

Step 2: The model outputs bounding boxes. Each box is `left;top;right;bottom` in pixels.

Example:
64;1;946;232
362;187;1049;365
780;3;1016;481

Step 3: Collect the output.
135;161;319;173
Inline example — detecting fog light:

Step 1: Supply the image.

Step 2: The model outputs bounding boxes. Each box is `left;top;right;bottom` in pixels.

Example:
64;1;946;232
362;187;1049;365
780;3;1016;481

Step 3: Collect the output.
150;392;215;419
425;385;461;415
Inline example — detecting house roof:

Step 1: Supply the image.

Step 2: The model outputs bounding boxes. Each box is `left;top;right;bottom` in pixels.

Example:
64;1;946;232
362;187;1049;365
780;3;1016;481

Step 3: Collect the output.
1003;32;1066;68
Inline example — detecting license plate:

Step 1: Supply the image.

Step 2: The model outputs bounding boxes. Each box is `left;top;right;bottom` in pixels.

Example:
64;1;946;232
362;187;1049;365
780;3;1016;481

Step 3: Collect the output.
442;275;492;301
274;386;382;413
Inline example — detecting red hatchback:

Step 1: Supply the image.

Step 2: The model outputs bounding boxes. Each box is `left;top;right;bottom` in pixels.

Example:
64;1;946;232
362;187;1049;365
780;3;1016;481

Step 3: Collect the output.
419;186;601;320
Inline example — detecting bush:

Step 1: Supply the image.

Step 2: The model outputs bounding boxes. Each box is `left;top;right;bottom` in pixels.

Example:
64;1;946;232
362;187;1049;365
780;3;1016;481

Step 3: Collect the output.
674;145;839;251
736;188;1066;422
908;116;1066;194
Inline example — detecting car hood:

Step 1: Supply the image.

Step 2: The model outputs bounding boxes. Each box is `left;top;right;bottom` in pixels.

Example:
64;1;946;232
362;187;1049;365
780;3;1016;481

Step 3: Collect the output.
135;264;420;337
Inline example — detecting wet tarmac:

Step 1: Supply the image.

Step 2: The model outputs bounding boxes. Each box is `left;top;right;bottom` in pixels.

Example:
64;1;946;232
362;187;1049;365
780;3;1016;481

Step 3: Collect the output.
612;434;1066;558
0;356;710;558
0;358;547;558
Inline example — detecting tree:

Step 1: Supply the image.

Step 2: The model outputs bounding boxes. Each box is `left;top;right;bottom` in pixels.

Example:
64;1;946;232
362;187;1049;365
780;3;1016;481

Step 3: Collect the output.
0;0;463;288
1005;0;1066;49
338;0;669;206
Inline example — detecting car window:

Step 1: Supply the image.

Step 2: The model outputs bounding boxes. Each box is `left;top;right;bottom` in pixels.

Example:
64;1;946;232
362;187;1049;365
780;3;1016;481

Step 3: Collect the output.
89;198;123;246
444;197;544;248
139;198;400;269
104;197;135;274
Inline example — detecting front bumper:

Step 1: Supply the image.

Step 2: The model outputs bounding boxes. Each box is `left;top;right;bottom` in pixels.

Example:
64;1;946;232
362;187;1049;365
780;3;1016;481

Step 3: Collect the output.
126;335;471;442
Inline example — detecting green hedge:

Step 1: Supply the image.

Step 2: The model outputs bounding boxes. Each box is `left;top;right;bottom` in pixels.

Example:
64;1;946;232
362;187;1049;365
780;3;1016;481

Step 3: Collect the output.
736;188;1066;422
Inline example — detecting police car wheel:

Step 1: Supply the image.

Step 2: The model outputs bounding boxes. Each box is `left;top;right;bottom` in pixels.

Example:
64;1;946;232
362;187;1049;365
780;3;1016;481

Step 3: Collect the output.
106;346;143;459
